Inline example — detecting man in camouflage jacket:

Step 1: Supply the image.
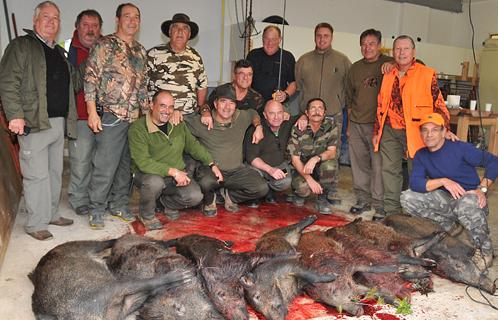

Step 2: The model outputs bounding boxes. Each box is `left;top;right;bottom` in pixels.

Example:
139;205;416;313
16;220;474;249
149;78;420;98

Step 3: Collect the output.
288;98;339;214
147;13;207;118
84;3;148;230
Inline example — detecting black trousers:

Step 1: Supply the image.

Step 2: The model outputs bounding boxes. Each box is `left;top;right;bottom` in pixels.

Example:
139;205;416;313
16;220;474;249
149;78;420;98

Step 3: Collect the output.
196;165;269;204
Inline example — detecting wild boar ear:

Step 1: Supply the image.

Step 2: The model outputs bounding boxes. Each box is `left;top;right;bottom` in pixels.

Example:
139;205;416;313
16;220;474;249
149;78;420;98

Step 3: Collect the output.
240;273;255;288
274;278;286;299
249;253;299;268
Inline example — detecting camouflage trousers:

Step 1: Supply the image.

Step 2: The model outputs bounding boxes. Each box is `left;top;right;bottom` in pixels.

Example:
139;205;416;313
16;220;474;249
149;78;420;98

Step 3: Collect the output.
327;114;342;195
401;189;492;253
292;159;337;198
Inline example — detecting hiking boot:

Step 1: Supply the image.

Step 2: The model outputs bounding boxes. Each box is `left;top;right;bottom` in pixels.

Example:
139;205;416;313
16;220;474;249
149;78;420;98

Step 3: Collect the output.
292;195;305;207
163;207;181;221
27;230;53;241
220;188;239;212
372;214;386;222
246;199;261;209
472;248;493;270
326;193;342;205
202;194;218;217
216;190;224;205
447;224;464;237
316;198;332;215
89;212;105;230
110;209;135;222
374;206;385;216
140;216;163;231
265;189;277;204
75;205;89;216
49;217;74;226
349;201;371;214
285;194;294;203
372;207;387;221
154;199;165;214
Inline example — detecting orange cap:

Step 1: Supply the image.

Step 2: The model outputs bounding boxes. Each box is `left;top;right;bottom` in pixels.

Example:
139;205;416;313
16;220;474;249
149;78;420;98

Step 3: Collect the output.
419;113;444;127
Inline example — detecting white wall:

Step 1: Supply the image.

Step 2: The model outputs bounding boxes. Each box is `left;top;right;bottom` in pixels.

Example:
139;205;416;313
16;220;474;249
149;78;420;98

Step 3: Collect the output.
0;0;223;85
468;0;498;46
230;0;475;48
223;0;496;81
230;22;475;76
0;0;497;84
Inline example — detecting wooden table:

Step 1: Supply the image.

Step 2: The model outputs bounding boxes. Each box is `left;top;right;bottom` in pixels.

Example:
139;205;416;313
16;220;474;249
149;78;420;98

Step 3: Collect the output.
450;113;498;155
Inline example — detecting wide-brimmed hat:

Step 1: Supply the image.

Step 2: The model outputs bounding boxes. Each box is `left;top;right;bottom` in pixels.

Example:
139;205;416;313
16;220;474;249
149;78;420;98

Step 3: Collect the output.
161;13;199;39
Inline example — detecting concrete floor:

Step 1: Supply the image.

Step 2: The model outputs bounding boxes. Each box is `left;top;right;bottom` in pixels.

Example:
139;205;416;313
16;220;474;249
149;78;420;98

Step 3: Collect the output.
1;164;498;319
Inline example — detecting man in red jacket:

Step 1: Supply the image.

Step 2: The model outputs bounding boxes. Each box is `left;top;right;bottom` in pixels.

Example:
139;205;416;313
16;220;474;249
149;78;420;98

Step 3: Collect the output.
67;9;102;216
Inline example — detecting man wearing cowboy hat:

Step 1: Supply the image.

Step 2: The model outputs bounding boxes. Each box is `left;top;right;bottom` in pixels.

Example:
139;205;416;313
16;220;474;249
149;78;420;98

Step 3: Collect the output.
401;113;498;270
147;13;208;122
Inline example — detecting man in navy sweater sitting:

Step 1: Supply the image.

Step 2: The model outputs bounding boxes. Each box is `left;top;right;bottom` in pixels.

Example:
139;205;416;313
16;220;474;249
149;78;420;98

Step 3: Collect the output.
400;113;498;270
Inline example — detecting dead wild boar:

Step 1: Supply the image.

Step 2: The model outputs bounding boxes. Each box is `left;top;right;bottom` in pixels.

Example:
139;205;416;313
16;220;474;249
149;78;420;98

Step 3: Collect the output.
166;234;281;320
325;220;436;269
383;214;496;294
107;234;223;320
107;234;185;279
255;215;317;254
241;257;335;320
298;232;398;316
242;215;326;320
30;239;193;320
325;220;435;294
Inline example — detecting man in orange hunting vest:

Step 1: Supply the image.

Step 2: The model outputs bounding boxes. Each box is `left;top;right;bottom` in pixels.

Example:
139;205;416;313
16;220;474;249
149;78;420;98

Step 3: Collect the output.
372;35;457;218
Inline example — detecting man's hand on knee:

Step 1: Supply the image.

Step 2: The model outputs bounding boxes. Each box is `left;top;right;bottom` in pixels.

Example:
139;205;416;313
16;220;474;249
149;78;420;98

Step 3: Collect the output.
441;178;466;199
169;168;190;186
305;176;323;194
303;156;319;175
466;189;487;209
269;167;287;180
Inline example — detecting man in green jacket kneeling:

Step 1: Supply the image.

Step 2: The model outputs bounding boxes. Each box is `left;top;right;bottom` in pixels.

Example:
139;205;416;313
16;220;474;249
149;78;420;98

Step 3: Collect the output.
128;90;222;230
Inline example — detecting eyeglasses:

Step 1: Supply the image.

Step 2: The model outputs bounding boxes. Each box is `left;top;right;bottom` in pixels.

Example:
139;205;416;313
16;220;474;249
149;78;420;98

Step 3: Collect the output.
235;72;253;78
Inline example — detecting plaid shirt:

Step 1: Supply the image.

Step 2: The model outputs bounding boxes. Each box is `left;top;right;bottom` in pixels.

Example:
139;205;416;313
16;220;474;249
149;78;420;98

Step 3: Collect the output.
84;34;148;122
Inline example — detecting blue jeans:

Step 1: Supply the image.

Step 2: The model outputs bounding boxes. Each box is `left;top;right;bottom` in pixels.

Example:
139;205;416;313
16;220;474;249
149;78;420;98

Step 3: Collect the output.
88;112;131;215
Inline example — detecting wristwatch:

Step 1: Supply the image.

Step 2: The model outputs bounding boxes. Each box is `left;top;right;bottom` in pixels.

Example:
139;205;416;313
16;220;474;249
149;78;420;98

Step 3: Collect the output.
479;186;488;194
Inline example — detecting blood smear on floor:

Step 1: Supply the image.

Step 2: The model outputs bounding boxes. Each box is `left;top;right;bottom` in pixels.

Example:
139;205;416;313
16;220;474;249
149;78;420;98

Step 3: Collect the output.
132;202;404;320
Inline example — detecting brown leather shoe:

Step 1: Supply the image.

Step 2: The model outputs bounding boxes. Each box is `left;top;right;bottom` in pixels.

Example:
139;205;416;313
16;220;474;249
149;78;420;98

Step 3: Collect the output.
27;230;53;241
49;217;74;226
